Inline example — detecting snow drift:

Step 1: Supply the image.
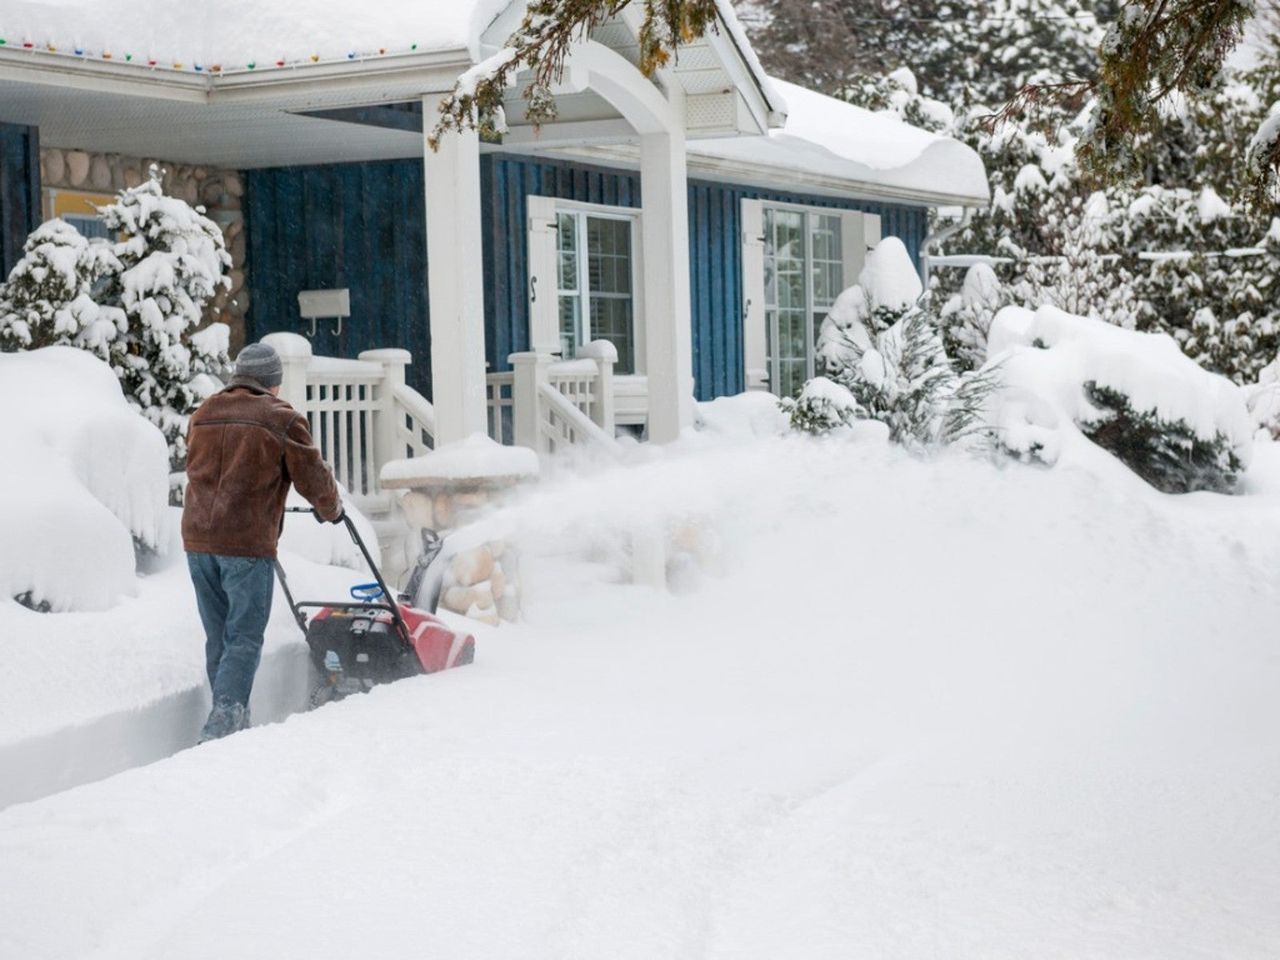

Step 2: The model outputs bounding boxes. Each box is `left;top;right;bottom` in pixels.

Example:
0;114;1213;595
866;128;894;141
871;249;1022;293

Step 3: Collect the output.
5;429;1280;958
984;305;1253;484
0;347;170;610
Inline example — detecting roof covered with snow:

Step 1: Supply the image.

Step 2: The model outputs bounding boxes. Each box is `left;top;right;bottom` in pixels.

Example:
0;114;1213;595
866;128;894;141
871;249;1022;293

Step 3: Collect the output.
0;0;513;66
689;78;990;206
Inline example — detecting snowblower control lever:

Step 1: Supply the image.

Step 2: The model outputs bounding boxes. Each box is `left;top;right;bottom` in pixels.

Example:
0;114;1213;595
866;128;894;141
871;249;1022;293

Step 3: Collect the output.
276;507;411;644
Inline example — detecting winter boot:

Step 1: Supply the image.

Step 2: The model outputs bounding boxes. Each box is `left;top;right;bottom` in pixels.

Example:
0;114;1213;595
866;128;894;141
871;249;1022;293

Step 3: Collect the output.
198;700;248;744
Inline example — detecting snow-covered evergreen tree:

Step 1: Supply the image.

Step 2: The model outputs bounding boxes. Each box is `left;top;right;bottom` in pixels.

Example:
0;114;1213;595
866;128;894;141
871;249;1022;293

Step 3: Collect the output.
780;376;860;434
750;0;1107;112
939;262;1005;372
1012;191;1141;328
96;169;231;462
792;238;969;450
0;220;122;354
0;168;230;464
1081;382;1245;494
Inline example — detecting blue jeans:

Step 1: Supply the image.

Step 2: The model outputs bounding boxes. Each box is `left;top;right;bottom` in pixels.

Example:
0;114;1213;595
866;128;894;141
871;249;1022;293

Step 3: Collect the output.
187;552;275;708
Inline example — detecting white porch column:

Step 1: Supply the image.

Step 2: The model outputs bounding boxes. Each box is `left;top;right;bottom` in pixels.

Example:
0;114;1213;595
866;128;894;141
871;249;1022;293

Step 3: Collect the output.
423;93;489;447
640;126;695;443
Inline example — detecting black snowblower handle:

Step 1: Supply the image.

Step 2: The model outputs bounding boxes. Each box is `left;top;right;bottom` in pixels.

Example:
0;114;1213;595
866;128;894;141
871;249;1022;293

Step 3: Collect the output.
275;507;411;643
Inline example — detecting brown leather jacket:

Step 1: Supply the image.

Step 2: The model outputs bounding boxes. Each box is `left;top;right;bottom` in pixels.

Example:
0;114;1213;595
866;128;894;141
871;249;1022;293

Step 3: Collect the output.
182;380;342;559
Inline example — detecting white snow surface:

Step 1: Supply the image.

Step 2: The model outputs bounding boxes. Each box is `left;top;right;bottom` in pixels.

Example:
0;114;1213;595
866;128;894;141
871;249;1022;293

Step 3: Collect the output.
0;0;514;64
3;430;1280;957
691;78;990;203
986;306;1254;468
381;432;540;485
858;235;924;311
0;347;170;611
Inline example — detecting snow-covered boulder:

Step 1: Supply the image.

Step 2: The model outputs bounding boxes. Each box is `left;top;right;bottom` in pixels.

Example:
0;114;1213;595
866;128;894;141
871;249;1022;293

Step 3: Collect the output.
984;306;1253;492
0;347;171;610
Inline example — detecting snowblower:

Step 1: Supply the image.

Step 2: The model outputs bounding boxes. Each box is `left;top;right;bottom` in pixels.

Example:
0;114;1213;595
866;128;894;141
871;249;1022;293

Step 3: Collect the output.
275;507;475;707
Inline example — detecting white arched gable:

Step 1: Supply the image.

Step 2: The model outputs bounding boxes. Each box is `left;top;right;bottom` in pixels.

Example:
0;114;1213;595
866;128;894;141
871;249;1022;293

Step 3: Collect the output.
559;40;682;137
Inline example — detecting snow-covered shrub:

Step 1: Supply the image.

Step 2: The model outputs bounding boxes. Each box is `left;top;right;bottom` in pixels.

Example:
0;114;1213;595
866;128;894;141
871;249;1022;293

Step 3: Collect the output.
801;237;988;451
984;306;1253;493
1080;383;1245;494
0;220;123;353
835;309;959;450
1011;193;1142;331
939;262;1004;373
0;167;231;467
780;376;859;435
0;347;172;611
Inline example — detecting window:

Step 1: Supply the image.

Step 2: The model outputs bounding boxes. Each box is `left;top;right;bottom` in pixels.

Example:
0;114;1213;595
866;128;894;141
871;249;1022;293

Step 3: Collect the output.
555;209;637;374
44;188;116;240
763;207;846;398
62;214;113;241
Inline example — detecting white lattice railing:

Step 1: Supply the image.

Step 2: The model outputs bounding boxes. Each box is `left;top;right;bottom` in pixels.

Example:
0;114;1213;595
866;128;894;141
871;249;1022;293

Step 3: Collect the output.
486;370;515;445
264;332;434;512
548;358;601;422
392;381;436;461
538;382;619;454
502;340;621;457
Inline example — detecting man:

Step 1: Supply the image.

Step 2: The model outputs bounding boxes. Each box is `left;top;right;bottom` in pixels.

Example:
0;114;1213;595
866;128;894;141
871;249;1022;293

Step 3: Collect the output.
183;342;342;743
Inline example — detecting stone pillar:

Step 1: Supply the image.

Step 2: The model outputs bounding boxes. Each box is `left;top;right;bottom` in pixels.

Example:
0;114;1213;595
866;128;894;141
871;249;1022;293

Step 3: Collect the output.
422;94;489;447
380;436;540;625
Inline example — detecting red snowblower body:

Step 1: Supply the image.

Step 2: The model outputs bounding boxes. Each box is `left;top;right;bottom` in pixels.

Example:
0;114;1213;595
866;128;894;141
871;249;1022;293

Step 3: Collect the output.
276;507;475;706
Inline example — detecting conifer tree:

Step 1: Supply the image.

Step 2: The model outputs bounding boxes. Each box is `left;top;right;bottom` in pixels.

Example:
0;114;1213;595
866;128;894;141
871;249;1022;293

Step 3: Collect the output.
95;170;231;463
0;168;231;464
0;220;122;353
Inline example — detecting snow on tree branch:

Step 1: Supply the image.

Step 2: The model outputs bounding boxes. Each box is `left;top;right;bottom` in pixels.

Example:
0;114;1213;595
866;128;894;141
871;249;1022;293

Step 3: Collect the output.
428;0;719;148
990;1;1274;203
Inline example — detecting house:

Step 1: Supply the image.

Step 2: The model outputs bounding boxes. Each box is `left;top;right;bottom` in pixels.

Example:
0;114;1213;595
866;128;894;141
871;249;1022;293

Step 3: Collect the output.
0;0;987;466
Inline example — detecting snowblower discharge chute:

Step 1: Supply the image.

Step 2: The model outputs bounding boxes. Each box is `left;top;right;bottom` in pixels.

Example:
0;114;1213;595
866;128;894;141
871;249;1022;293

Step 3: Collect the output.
276;507;475;707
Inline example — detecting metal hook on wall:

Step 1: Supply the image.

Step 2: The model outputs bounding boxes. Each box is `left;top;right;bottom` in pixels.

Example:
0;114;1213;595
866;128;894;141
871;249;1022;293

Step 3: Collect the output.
331;316;344;337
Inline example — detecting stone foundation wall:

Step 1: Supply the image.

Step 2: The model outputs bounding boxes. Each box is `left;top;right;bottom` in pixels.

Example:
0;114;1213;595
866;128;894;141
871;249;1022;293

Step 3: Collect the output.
39;147;249;352
399;485;522;625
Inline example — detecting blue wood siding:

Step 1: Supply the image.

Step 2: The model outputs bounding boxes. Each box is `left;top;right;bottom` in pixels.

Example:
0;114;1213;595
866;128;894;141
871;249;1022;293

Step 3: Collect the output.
244;152;929;403
687;180;929;399
0;122;41;277
244;160;431;394
480;154;639;371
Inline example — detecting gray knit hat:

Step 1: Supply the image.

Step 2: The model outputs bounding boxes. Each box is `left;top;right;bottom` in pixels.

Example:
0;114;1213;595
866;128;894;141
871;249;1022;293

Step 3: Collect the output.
234;342;283;388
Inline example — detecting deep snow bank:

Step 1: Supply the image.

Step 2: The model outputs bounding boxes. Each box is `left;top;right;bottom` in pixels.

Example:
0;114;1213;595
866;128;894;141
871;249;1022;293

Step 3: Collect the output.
3;433;1279;959
0;347;170;610
985;305;1253;475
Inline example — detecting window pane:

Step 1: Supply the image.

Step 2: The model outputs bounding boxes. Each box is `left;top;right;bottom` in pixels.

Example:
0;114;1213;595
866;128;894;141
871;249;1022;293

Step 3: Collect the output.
810;214;844;308
559;296;580;358
764;208;811;396
586;217;631;294
589;295;634;374
556;213;578;292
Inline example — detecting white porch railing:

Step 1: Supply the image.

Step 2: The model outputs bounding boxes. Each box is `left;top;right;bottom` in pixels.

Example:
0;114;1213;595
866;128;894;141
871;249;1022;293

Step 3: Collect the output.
264;333;435;513
263;332;622;501
499;340;621;457
486;370;515;445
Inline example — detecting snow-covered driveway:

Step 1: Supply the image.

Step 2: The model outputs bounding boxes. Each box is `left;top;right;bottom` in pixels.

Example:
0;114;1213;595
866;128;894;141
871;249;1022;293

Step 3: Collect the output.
3;439;1279;959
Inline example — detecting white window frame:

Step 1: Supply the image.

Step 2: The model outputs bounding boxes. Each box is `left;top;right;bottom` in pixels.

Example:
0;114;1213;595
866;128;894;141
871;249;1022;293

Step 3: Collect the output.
742;200;880;395
542;197;640;373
